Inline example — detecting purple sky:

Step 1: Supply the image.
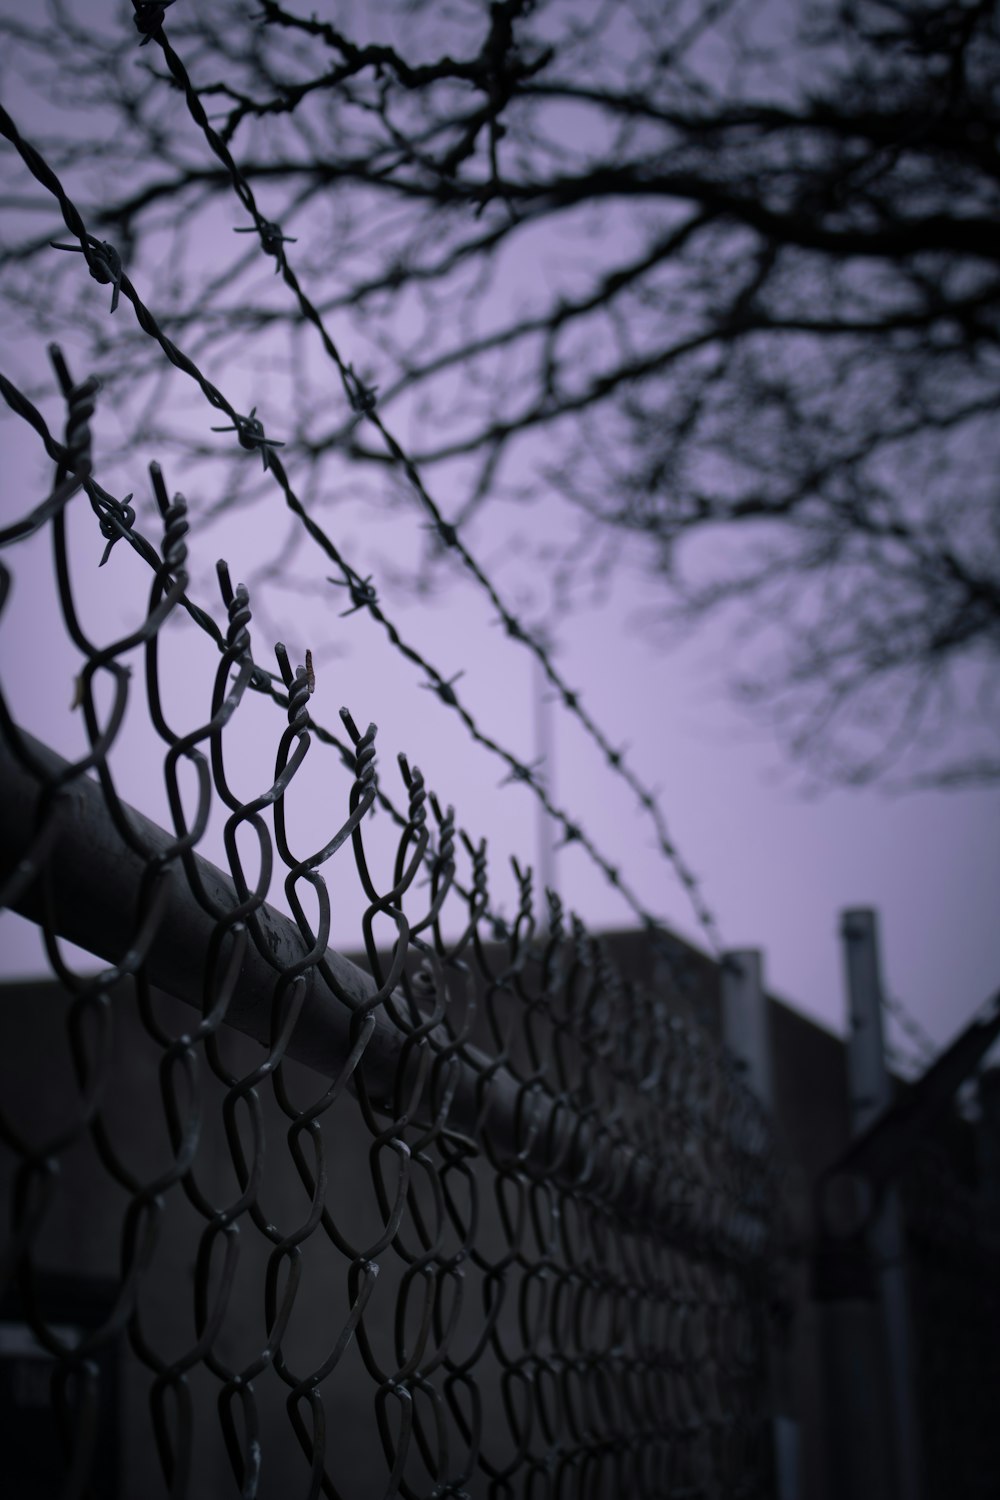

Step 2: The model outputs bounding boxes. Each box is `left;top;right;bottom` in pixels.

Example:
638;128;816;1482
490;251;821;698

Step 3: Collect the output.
0;0;997;1073
2;386;997;1072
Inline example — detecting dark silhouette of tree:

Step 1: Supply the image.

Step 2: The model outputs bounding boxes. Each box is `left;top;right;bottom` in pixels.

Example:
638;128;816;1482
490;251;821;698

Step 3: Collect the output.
1;0;998;786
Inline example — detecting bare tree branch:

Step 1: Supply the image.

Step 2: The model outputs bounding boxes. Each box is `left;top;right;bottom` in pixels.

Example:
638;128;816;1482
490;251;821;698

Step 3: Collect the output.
1;0;997;787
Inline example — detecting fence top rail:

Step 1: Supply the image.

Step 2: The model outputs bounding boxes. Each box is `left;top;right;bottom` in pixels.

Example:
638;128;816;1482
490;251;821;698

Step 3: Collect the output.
0;723;772;1259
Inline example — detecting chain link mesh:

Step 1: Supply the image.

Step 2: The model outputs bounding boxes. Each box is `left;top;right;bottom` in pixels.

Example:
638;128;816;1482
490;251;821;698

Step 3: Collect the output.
0;350;777;1497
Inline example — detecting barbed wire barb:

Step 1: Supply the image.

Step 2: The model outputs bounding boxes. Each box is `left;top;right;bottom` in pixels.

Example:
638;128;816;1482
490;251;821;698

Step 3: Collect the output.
118;9;729;958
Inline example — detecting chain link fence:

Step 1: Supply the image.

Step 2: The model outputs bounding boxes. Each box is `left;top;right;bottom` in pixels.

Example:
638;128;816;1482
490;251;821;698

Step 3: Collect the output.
0;348;777;1497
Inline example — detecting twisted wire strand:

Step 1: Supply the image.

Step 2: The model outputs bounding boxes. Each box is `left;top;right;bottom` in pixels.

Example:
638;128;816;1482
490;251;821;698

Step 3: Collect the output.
0;357;777;1499
0;77;724;961
141;9;726;958
1;362;690;976
0;19;816;1496
0;364;476;913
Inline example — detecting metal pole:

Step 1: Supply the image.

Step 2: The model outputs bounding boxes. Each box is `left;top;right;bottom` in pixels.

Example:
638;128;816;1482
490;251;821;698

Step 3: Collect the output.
843;909;892;1131
841;908;922;1500
721;948;773;1111
721;950;798;1500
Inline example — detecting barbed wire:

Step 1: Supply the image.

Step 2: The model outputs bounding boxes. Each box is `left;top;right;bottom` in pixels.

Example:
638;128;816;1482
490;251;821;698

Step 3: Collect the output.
10;5;728;960
0;93;727;963
0;358;486;918
883;1039;924;1083
148;4;728;956
0;323;777;1499
888;985;1000;1091
880;989;938;1074
1;353;716;1028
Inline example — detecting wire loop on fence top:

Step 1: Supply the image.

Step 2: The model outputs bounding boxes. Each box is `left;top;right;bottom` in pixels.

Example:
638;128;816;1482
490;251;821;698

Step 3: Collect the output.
25;7;731;962
0;1;881;1472
0;99;730;965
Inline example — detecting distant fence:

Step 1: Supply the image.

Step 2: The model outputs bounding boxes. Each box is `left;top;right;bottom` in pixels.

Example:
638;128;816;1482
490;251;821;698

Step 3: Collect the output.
0;351;776;1498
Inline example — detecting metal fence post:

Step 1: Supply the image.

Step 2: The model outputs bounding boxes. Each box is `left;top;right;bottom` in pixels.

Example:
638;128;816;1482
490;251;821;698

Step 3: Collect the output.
840;908;922;1500
721;948;773;1111
721;949;798;1500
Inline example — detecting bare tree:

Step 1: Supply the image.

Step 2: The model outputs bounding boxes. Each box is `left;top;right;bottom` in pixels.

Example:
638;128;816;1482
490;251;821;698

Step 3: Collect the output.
1;0;998;786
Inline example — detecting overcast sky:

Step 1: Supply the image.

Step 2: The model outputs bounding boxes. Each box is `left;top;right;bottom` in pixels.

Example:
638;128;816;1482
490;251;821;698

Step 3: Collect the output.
0;0;997;1075
3;380;997;1074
